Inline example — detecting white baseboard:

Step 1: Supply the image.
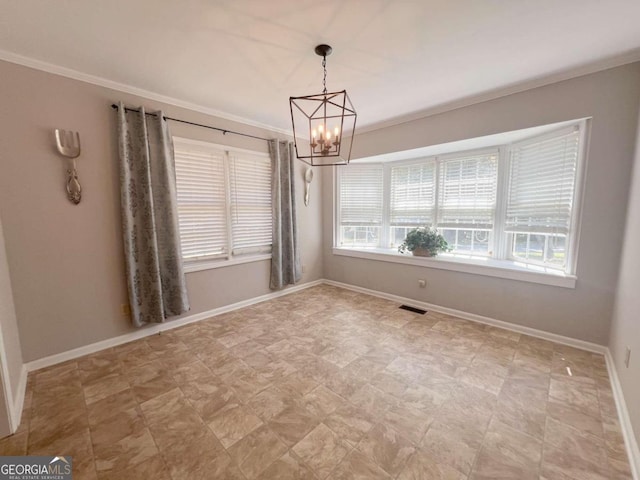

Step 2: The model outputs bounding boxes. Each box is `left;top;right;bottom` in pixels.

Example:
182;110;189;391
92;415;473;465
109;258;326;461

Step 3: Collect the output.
605;350;640;479
323;279;606;354
25;279;323;373
9;366;27;433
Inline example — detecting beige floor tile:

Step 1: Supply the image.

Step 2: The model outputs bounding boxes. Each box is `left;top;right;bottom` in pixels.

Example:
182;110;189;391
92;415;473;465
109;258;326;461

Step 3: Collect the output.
90;406;145;449
301;385;345;419
247;385;295;421
267;404;319;447
356;423;415;477
28;410;89;453
292;423;350;479
381;403;433;444
147;405;206;452
223;366;272;403
469;419;542;480
168;360;213;385
180;376;237;422
96;454;170;480
349;384;397;419
131;373;177;403
86;388;137;427
370;372;408;396
494;396;546;440
546;399;603;438
549;377;600;418
0;432;28;456
93;428;158;474
421;421;484;475
208;402;263;448
125;359;166;386
82;373;129;405
542;416;611;480
324;404;374;447
257;452;318;480
275;371;318;398
331;450;392;479
162;433;239;480
140;387;190;424
397;449;465;480
9;285;632;480
228;425;288;479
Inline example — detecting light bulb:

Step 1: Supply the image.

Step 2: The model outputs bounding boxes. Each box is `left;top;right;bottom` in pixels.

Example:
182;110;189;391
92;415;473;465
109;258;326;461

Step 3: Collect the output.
318;124;323;133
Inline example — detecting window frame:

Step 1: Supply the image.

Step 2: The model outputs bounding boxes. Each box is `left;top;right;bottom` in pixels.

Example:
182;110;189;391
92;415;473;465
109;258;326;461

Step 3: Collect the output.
333;121;588;288
173;136;272;273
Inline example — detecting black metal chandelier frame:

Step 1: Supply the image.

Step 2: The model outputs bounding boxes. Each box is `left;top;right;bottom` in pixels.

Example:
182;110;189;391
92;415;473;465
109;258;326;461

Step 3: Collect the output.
289;44;357;166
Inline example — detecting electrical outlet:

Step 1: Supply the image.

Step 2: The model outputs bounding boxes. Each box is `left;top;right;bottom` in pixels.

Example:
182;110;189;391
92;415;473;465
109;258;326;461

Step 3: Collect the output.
625;347;631;368
121;303;131;317
418;279;426;288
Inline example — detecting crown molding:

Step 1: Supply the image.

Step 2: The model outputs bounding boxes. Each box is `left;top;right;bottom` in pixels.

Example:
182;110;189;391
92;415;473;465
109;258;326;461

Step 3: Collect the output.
2;46;639;141
0;49;293;137
356;48;640;135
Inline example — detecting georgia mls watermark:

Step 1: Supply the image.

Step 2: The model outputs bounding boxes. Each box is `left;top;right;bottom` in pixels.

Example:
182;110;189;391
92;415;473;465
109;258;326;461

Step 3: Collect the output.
0;456;72;480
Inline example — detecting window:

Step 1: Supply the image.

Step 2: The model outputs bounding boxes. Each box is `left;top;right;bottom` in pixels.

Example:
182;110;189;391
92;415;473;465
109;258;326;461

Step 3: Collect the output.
505;128;580;270
437;151;498;256
174;137;272;269
389;161;436;247
338;163;383;247
335;122;585;279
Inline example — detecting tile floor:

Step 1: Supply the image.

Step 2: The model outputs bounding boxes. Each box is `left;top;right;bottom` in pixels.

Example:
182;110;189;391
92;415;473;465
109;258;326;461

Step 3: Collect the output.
0;285;633;479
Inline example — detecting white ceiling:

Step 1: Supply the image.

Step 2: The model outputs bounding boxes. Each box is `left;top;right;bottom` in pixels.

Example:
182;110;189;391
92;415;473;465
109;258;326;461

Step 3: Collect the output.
1;0;640;132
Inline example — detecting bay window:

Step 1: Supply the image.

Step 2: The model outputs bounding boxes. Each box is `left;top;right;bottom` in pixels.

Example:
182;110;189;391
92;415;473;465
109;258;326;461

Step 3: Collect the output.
335;121;586;282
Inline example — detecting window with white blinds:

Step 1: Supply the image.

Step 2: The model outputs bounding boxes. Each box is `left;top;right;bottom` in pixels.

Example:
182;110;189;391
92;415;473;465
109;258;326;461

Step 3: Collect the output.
174;144;228;260
338;164;383;247
506;128;579;235
438;151;498;229
339;164;383;225
335;121;585;274
390;161;436;227
174;138;272;266
229;151;272;255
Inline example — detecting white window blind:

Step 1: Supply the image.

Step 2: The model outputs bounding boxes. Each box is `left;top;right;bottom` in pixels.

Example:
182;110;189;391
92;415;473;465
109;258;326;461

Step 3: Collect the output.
174;144;228;260
229;152;272;255
390;162;436;227
339;164;384;226
506;128;579;235
174;138;273;265
437;152;498;229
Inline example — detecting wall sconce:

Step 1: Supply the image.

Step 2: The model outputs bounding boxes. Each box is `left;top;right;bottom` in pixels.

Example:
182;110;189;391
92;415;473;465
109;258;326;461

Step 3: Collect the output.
54;129;82;204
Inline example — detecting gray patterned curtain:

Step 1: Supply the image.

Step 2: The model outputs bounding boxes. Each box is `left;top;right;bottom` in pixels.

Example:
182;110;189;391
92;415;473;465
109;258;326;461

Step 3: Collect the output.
269;140;302;290
117;102;189;327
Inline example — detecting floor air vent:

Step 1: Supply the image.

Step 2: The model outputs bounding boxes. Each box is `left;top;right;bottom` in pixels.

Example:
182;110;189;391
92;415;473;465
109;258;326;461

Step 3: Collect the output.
399;305;427;315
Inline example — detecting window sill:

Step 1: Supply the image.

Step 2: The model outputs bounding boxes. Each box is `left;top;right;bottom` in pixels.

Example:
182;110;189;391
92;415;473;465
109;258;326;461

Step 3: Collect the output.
184;254;271;273
332;247;576;288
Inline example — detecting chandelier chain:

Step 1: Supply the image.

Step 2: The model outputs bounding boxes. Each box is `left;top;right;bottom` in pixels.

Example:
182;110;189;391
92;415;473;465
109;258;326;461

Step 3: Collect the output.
322;56;327;94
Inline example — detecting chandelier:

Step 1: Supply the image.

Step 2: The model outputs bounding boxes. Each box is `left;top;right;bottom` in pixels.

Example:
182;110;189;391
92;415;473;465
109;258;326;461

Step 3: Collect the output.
289;44;357;166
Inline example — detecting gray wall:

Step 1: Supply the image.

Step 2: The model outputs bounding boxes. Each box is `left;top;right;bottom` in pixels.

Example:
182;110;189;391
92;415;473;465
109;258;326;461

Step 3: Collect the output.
0;60;324;362
322;62;640;345
0;216;24;435
609;98;640;451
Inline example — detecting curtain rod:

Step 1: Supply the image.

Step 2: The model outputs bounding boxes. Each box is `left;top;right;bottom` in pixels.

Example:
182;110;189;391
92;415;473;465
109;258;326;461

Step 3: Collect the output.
110;104;270;142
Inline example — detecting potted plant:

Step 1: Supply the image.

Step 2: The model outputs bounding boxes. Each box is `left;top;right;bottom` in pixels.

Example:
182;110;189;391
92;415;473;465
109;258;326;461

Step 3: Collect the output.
398;227;450;257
